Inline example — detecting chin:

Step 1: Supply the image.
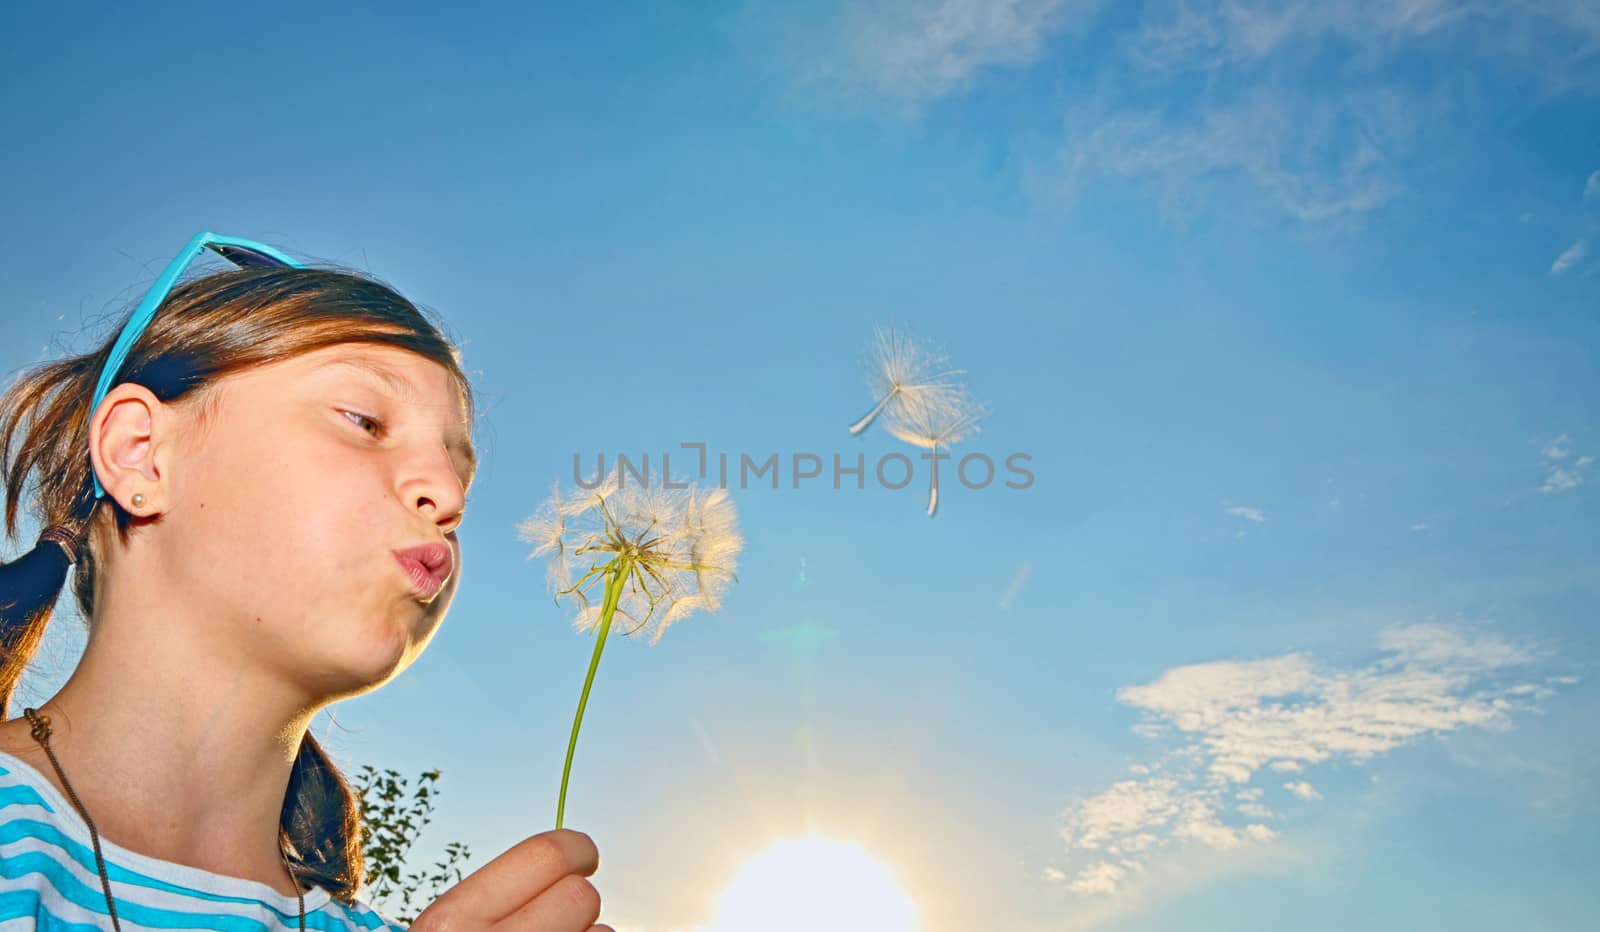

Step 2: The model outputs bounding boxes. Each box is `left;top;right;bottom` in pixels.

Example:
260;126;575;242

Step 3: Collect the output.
332;609;419;681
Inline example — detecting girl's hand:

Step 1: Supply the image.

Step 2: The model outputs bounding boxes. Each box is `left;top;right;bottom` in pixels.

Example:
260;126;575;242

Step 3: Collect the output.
409;828;612;932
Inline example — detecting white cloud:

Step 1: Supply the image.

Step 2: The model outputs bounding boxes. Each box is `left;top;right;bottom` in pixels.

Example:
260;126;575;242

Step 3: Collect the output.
1538;433;1591;492
1069;860;1129;895
796;0;1103;108
761;0;1597;226
1234;786;1275;818
1057;623;1562;896
1550;239;1588;274
1046;1;1600;224
1127;0;1467;71
1283;780;1323;801
1042;864;1069;882
1226;504;1266;523
1058;86;1410;224
1126;0;1600;80
791;0;1600;108
1173;800;1244;849
1378;621;1532;672
1069;777;1185;853
1585;169;1600;200
1540;468;1584;493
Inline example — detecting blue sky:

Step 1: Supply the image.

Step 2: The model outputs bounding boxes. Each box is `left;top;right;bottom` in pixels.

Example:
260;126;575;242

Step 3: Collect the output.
2;2;1597;930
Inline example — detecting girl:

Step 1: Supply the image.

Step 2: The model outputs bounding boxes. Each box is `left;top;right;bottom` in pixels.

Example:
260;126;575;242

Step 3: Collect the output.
0;233;611;931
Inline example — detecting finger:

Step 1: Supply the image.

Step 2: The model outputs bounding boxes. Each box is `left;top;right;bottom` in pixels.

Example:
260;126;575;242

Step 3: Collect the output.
498;873;602;932
438;829;600;923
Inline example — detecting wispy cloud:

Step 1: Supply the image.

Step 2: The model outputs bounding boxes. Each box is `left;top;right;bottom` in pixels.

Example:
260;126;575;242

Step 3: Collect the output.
763;0;1104;113
1053;623;1570;897
1225;504;1265;523
1541;470;1583;493
1068;858;1142;895
765;0;1597;225
1055;85;1413;224
1124;0;1468;72
1549;239;1588;274
1124;0;1600;78
1539;433;1592;492
786;0;1599;106
1283;780;1322;801
1069;3;1598;222
1546;166;1600;274
1000;560;1035;609
1235;786;1273;818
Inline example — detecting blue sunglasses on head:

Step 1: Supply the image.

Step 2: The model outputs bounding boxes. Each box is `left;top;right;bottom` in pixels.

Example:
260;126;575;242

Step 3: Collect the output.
90;232;304;500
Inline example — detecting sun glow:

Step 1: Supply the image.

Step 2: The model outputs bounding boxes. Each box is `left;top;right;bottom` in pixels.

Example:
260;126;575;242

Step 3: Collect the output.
702;834;919;932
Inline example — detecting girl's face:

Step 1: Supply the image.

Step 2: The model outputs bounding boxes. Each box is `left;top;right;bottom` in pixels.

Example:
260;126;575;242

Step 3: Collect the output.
96;342;475;698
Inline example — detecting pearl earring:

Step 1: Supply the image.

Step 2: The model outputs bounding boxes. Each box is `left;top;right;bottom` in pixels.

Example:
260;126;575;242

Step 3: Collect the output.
131;493;145;508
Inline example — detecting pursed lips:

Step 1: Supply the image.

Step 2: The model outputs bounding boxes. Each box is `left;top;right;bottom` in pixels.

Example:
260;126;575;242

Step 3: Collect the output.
392;542;453;600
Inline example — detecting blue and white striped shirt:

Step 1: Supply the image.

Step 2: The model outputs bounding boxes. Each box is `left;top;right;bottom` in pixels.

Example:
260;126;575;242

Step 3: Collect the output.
0;750;408;930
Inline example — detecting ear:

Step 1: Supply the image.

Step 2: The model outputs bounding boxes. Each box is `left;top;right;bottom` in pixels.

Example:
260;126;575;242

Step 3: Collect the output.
89;383;178;513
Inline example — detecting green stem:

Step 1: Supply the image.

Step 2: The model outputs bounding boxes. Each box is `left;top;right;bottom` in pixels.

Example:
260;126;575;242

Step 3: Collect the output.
556;559;627;830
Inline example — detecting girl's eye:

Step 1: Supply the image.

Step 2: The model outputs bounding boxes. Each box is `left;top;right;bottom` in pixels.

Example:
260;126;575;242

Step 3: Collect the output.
343;410;384;437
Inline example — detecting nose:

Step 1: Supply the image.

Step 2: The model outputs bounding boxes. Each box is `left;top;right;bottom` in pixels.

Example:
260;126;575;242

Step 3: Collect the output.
402;445;468;534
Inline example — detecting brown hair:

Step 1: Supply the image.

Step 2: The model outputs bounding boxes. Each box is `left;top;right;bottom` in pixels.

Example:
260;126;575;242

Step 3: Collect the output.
0;263;477;904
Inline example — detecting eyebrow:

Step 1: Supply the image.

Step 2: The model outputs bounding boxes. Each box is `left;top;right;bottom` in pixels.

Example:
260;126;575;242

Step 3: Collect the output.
324;356;478;487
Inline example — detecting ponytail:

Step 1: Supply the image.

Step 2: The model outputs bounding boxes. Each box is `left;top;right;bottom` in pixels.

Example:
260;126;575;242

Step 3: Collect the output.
282;732;369;896
0;348;102;722
0;519;88;720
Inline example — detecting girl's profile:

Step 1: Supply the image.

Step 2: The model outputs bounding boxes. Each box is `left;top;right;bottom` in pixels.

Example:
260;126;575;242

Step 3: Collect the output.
0;234;611;931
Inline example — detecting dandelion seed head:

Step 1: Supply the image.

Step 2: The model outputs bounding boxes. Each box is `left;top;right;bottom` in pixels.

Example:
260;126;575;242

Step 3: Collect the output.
515;480;569;557
850;322;974;435
607;482;685;546
885;384;989;449
564;473;621;518
520;473;743;644
868;324;966;402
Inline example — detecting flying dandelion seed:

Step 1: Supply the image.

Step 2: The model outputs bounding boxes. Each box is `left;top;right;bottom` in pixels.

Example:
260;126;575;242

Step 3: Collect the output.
884;384;988;517
848;323;969;435
517;472;742;829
